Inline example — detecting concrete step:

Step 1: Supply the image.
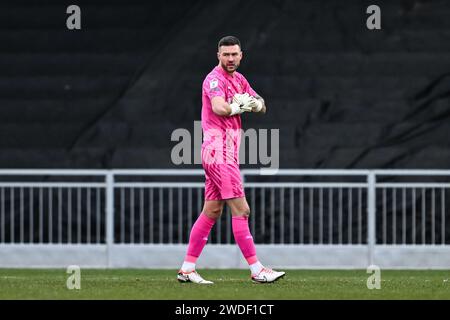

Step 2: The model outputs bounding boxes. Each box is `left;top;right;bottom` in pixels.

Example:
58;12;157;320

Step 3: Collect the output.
0;53;147;76
0;98;110;123
0;75;128;99
0;123;84;148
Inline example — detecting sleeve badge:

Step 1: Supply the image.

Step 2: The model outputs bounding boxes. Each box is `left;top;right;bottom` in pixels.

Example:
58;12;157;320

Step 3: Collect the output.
209;79;218;89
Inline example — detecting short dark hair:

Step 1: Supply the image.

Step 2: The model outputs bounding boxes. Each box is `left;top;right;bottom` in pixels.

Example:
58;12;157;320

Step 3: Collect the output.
218;36;241;50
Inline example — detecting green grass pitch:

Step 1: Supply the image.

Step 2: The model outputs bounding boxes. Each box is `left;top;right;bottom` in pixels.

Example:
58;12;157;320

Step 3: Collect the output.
0;269;449;299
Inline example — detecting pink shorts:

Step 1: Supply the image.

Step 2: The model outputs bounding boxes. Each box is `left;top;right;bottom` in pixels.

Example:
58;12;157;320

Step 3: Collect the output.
201;148;245;201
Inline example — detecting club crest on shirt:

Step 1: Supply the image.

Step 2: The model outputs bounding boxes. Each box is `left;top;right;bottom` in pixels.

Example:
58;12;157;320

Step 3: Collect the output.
209;79;218;89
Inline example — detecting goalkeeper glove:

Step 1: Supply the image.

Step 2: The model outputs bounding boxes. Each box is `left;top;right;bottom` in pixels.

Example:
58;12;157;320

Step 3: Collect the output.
233;93;263;113
249;97;263;112
229;93;254;116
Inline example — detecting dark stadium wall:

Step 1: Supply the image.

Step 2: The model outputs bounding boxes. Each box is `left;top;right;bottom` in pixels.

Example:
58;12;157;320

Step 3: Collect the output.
0;0;449;169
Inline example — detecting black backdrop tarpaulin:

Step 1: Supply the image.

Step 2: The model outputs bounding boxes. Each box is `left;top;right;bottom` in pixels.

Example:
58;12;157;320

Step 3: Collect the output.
0;0;449;169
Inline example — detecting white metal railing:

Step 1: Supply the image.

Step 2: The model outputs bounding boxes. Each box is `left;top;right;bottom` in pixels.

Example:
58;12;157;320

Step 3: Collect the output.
0;169;449;268
0;170;107;245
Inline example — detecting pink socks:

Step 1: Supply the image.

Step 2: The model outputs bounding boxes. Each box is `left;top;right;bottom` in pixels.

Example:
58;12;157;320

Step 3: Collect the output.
183;213;216;269
181;213;262;275
232;216;258;265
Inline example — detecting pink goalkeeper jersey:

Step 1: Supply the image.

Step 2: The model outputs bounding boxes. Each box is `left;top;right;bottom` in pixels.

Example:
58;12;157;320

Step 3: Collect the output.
201;66;257;154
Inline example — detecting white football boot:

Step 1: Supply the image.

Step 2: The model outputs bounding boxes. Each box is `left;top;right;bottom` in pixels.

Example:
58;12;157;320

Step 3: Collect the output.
251;268;285;284
177;270;214;284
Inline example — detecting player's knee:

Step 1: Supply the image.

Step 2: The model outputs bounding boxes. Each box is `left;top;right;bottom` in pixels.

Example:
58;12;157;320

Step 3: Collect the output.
204;208;223;220
237;206;250;218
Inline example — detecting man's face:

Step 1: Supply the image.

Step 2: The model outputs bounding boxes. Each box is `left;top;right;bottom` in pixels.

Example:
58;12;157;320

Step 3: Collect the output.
217;44;242;73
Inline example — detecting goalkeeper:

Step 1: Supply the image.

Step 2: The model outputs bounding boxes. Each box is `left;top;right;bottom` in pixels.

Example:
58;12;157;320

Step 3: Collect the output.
177;36;285;284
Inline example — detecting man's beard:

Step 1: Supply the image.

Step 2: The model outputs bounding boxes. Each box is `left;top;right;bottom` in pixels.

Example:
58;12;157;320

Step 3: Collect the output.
221;62;239;72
